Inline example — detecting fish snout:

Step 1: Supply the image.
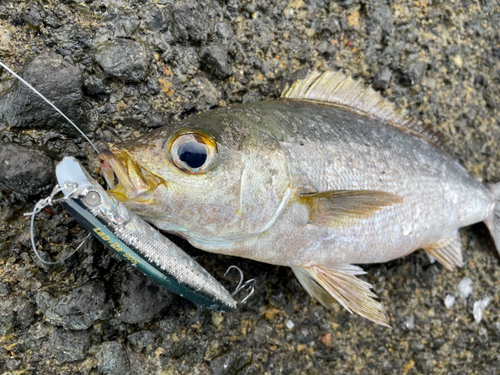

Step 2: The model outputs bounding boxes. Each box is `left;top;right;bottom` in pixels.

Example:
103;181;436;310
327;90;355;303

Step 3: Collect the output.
98;149;163;201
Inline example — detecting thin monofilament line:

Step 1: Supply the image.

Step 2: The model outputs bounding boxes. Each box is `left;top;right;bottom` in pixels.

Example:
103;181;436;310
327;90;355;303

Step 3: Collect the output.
0;61;99;154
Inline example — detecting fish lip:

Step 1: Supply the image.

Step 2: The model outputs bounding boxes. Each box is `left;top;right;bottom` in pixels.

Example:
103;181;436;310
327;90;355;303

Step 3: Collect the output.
98;148;161;201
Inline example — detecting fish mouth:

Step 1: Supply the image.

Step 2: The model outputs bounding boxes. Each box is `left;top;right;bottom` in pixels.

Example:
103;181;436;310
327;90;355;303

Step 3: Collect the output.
99;149;163;202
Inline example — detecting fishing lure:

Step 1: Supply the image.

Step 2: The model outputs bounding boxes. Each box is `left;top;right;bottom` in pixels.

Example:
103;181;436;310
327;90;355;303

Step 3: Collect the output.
55;156;237;311
0;61;237;312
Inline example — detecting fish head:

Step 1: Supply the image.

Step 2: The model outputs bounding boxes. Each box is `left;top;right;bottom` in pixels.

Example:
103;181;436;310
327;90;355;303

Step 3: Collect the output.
99;108;291;244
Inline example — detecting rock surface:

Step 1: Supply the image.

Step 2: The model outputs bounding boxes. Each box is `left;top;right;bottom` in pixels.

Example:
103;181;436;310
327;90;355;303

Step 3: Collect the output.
0;143;54;195
0;0;499;374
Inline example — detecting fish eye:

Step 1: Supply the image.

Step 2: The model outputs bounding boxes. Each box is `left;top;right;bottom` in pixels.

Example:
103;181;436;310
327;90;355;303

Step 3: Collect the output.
169;132;218;174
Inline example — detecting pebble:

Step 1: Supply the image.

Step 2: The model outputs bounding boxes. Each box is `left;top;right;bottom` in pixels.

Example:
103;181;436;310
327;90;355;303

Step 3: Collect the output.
458;277;473;299
171;2;211;42
444;294;456;309
473;297;491;323
98;341;130;375
36;279;114;330
94;39;150;83
200;45;233;79
47;328;90;364
0;52;86;134
209;350;251;375
0;143;54;195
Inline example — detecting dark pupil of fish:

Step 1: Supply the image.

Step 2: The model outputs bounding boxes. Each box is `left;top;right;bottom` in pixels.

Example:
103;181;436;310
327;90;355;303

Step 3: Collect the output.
178;142;207;169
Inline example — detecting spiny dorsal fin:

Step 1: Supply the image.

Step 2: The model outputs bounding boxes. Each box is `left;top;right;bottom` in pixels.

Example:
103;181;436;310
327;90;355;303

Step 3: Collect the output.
292;265;390;327
300;190;403;227
281;70;449;152
425;232;463;270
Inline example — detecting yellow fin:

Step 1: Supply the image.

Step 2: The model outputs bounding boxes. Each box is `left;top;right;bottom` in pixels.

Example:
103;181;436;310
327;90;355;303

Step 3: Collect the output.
300;190;403;227
425;232;463;270
281;70;449;152
292;265;390;327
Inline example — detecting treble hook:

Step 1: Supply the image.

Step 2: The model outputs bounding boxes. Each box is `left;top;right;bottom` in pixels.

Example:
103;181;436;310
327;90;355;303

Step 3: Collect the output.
224;265;256;304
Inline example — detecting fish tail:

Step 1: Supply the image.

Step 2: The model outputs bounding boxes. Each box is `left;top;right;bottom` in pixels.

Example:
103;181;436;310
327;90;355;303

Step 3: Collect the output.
485;182;500;254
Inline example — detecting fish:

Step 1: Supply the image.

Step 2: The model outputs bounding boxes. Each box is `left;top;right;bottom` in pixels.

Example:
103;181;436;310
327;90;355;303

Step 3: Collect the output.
98;70;500;327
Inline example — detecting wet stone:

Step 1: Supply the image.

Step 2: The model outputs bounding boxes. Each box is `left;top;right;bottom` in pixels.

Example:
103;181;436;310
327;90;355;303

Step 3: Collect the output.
401;61;427;87
94;39;150;83
140;4;167;32
127;330;155;353
200;45;233;79
22;0;46;28
36;279;113;330
47;328;90;364
373;66;393;91
209;350;251;375
98;341;130;375
5;358;22;370
0;143;54;196
215;22;234;44
171;2;210;43
116;268;174;324
0;52;87;133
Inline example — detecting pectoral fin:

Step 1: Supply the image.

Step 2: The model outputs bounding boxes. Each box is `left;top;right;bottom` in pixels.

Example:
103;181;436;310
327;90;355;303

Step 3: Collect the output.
425;232;463;270
300;190;403;227
292;264;390;327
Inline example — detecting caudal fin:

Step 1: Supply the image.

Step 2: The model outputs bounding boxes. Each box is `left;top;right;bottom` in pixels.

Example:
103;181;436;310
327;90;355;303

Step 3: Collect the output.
485;183;500;254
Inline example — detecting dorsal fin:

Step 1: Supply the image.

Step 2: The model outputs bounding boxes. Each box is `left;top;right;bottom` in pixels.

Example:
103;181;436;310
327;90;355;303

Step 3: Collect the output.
281;70;449;152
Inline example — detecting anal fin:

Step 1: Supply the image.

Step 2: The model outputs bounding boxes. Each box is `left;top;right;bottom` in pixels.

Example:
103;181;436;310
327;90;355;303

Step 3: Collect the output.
300;190;403;227
424;232;463;270
292;264;390;327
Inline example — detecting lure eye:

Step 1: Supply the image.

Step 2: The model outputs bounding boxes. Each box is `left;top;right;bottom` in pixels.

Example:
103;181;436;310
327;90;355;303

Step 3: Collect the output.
169;132;218;174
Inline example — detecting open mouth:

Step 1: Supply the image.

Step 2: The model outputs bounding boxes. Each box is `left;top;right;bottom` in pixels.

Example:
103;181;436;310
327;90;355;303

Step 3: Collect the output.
99;149;163;201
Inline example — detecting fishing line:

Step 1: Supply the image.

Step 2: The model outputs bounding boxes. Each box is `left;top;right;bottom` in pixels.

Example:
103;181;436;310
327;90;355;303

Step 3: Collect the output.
0;60;99;264
23;182;90;265
0;61;99;154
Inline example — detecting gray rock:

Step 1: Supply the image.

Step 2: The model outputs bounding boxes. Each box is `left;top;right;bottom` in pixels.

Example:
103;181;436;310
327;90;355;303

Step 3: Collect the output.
22;1;46;27
367;4;393;42
0;52;87;133
0;297;16;335
47;328;90;364
200;45;233;78
99;341;130;375
140;4;168;32
95;39;150;83
36;279;113;330
215;22;234;44
127;330;155;353
5;357;22;370
171;2;210;43
210;350;251;375
0;143;54;195
373;66;393;91
116;268;173;324
402;61;427;86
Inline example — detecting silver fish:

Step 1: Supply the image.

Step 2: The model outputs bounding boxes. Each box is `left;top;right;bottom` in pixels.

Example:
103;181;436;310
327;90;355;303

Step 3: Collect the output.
99;70;500;326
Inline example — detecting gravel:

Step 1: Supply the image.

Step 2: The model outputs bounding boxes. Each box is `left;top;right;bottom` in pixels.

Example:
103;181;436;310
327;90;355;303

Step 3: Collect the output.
0;0;499;374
